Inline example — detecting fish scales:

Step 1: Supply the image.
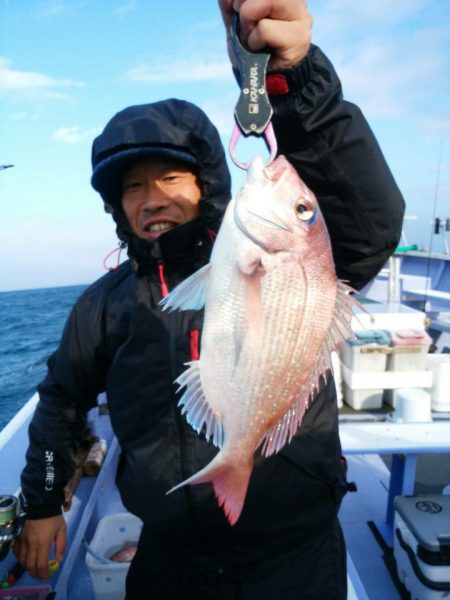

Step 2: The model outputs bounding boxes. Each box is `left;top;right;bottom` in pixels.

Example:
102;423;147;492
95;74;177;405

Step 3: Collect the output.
229;266;328;421
161;155;356;524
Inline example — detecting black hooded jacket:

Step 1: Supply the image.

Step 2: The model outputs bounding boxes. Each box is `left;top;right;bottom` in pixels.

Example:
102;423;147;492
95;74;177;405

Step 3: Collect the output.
21;45;404;568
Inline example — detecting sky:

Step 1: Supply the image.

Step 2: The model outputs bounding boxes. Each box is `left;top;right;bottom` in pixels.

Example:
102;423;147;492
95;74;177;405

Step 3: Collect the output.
1;0;449;292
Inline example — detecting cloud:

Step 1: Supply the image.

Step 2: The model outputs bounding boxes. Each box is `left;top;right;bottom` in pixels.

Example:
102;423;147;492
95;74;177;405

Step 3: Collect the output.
38;0;69;18
0;57;85;100
9;111;28;120
199;95;235;136
336;43;421;118
419;116;450;141
123;57;232;84
314;0;428;39
0;218;118;292
30;0;76;20
113;0;137;16
312;2;450;134
52;126;100;144
336;31;449;121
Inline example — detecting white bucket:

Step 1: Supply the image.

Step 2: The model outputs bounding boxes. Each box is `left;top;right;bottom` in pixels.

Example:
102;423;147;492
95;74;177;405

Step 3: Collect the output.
426;354;450;412
391;388;432;423
85;512;142;600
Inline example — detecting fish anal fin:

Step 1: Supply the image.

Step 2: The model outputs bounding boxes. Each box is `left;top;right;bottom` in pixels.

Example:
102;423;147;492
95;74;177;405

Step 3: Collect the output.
160;263;211;311
167;454;253;526
176;361;223;447
260;394;308;457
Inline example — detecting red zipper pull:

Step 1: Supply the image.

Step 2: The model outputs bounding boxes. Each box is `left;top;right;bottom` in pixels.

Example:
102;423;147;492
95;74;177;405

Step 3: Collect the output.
157;262;169;298
190;329;200;361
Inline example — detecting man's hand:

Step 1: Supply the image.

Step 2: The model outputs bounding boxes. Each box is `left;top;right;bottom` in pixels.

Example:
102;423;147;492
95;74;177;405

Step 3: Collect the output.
13;515;66;580
218;0;313;70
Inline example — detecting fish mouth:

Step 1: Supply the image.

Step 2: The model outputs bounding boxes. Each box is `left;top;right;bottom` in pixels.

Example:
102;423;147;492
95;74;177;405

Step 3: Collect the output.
233;203;288;250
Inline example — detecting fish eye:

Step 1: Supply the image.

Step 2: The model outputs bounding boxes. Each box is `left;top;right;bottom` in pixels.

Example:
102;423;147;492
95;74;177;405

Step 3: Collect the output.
294;199;315;222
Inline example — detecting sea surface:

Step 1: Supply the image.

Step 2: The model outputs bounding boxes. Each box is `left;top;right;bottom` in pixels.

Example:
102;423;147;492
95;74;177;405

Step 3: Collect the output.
0;284;87;432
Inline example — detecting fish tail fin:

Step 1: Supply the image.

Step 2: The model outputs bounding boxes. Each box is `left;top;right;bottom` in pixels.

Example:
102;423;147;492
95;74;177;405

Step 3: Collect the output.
167;454;253;526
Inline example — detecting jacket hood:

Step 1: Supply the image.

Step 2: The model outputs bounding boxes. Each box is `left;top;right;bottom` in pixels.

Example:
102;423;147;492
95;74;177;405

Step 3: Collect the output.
91;99;232;261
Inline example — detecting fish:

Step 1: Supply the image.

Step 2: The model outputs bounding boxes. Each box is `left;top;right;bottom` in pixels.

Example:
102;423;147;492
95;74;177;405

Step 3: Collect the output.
109;542;138;563
161;155;357;525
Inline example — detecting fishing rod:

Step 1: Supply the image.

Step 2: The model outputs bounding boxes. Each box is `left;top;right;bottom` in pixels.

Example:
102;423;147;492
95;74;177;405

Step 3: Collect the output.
422;141;444;312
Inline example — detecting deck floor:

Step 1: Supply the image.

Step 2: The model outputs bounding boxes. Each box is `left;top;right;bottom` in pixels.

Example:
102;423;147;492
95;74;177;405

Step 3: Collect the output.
64;453;400;600
4;402;442;599
339;454;410;599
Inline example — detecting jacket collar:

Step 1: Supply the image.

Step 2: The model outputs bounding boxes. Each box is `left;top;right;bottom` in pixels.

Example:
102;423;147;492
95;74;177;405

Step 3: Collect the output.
128;218;212;274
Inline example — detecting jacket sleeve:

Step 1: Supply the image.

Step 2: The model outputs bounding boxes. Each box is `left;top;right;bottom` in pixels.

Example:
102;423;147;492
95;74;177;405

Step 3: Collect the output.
21;285;110;519
270;44;405;290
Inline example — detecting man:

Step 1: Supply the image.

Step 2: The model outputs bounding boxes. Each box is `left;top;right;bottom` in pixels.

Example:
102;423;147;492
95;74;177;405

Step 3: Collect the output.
15;1;405;598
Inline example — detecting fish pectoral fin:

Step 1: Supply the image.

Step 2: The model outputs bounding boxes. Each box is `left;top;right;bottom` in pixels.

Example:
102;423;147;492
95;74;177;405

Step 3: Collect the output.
176;361;224;448
233;242;265;343
237;244;263;276
239;269;263;344
159;263;211;311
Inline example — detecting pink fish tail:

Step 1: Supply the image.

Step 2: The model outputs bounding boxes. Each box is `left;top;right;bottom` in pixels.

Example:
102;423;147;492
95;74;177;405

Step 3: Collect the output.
210;459;253;525
167;455;253;526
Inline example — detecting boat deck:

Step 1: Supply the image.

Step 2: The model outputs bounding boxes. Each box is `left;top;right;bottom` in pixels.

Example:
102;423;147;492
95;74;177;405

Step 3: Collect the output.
340;454;407;599
2;400;450;598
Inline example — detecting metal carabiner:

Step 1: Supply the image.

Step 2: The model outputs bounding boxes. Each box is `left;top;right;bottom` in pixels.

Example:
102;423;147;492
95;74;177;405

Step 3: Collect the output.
229;12;278;170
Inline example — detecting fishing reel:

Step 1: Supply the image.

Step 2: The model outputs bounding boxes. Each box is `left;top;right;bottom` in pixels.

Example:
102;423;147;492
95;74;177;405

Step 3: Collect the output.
0;494;25;561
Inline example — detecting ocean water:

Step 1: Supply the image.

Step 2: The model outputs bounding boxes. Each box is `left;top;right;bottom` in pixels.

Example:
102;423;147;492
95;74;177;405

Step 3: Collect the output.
0;284;87;432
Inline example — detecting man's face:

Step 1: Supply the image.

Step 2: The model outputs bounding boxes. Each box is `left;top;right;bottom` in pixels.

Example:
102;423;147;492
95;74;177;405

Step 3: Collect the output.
121;158;202;242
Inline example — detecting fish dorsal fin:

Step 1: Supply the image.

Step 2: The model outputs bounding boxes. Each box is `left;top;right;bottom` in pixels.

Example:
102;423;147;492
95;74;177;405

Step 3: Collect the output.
326;280;359;350
176;361;224;448
305;281;357;400
160;263;211;311
260;281;358;457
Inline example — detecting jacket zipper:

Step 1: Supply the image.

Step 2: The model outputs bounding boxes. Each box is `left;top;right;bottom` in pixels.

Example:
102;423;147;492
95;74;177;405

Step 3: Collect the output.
190;329;200;361
155;254;195;513
157;261;169;298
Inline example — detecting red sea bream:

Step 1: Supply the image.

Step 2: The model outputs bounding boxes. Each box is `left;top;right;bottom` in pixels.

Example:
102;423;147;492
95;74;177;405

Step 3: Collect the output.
161;155;357;525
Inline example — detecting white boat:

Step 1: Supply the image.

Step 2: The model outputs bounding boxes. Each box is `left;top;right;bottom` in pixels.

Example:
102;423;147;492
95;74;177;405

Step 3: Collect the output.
1;247;449;599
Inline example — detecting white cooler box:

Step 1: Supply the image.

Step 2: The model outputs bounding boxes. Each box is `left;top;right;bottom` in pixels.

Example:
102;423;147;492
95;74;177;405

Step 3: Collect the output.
340;329;390;409
394;495;450;600
385;329;432;407
388;329;432;372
